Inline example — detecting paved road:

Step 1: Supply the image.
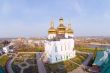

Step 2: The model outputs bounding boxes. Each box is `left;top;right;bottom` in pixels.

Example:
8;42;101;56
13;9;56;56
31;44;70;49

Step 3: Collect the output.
36;53;47;73
6;54;18;73
76;50;90;54
18;52;37;54
68;66;88;73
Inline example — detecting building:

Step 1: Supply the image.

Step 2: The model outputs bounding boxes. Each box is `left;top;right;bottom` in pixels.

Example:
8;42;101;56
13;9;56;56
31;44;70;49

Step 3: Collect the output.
2;44;14;53
44;18;76;63
91;49;110;73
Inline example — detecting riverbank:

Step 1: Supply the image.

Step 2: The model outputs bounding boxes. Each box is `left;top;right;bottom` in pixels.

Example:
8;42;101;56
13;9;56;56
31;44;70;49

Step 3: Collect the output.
89;43;110;46
88;44;110;49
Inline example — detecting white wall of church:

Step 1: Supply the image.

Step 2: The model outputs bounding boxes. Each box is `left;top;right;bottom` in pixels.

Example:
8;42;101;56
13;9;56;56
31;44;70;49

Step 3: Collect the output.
44;38;76;63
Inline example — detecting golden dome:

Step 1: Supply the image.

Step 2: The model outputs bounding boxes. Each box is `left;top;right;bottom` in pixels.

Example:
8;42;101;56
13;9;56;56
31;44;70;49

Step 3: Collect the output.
48;20;56;34
65;24;74;34
66;28;74;34
57;25;66;34
48;27;56;34
57;18;66;34
57;24;66;29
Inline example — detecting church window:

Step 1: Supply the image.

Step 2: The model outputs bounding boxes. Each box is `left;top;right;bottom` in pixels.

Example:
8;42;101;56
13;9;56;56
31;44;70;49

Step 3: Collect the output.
61;46;62;51
55;56;57;61
65;45;66;50
55;46;57;52
69;54;71;57
61;56;62;60
66;56;68;59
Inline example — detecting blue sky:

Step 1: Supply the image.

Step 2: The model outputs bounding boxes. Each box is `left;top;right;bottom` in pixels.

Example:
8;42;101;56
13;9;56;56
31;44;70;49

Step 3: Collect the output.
0;0;110;38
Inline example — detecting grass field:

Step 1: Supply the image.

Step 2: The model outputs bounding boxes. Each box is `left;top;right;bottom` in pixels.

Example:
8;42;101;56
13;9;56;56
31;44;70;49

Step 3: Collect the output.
0;55;9;68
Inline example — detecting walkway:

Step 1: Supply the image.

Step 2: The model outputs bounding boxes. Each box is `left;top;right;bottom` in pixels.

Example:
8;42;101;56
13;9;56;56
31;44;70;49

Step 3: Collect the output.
36;53;47;73
18;52;37;54
6;54;18;73
18;58;29;73
68;65;88;73
76;50;90;55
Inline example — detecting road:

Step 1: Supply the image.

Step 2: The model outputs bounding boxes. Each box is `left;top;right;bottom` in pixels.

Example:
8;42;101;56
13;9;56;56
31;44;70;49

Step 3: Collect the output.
76;50;90;55
36;53;47;73
6;54;18;73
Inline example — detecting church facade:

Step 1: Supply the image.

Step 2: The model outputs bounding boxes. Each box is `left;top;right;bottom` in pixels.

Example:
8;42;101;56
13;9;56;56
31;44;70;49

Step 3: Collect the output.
44;18;76;63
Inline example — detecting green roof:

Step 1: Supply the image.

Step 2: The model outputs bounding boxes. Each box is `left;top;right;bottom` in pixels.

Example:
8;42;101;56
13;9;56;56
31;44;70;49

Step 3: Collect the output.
93;51;105;66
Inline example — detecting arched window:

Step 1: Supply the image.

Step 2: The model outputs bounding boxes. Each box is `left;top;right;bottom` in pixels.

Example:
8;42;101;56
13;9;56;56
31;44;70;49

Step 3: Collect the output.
55;56;57;61
55;46;57;52
66;56;68;59
65;45;66;50
61;56;62;60
69;54;71;57
61;46;62;51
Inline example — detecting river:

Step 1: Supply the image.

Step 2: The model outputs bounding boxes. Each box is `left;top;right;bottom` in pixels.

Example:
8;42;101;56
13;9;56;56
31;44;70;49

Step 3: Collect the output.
89;44;110;49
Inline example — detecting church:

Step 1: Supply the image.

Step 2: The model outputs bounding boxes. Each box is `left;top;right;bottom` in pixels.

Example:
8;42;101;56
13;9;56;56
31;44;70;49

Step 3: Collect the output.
44;18;76;63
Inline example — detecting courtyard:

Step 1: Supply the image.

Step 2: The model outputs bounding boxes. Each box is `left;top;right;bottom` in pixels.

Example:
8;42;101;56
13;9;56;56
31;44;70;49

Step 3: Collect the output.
11;53;38;73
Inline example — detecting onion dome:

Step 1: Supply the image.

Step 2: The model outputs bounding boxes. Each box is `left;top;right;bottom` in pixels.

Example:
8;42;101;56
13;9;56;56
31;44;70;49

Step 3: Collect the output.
65;24;74;34
57;18;66;34
48;20;56;34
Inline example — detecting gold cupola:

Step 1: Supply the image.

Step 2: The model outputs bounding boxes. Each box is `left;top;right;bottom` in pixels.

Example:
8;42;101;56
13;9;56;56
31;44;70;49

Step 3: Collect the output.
65;24;74;34
48;20;56;34
57;18;66;34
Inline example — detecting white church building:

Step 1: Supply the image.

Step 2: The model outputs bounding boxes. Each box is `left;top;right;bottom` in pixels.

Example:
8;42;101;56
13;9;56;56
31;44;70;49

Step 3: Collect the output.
44;18;76;63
